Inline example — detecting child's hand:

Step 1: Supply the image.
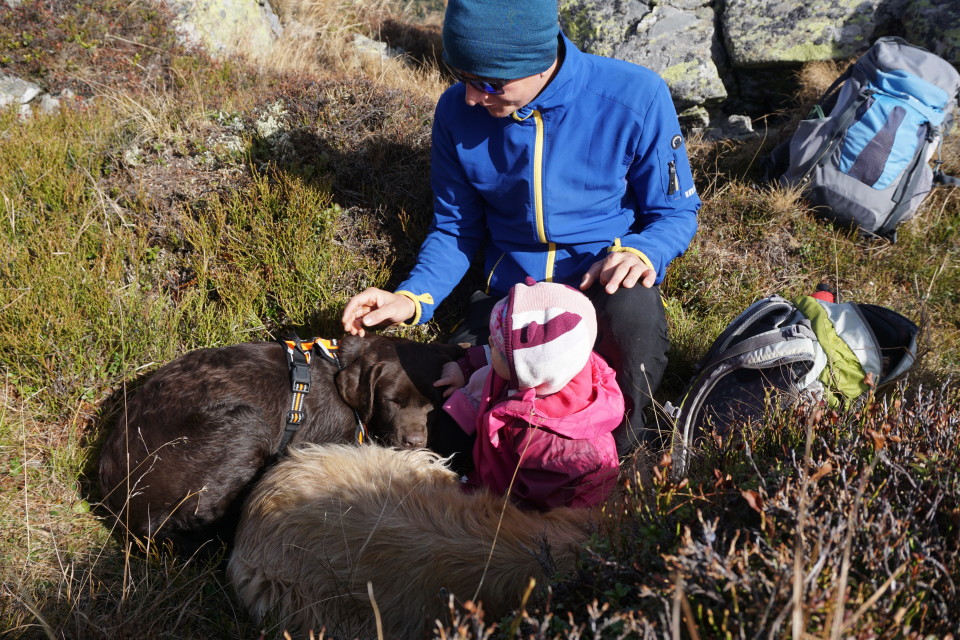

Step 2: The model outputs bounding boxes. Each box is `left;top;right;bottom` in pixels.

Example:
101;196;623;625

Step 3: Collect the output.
434;361;466;398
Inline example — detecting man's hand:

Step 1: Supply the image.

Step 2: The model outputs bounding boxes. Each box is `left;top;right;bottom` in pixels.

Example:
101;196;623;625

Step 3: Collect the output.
341;288;416;337
434;361;466;398
579;251;656;294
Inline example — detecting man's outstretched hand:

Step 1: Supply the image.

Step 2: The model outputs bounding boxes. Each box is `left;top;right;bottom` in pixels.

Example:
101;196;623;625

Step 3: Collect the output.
341;288;416;337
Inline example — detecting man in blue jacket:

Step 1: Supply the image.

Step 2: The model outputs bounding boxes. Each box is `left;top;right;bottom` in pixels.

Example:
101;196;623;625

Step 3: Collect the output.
342;0;700;455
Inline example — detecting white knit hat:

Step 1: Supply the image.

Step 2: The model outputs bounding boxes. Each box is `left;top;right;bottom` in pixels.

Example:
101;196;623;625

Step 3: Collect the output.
489;279;597;395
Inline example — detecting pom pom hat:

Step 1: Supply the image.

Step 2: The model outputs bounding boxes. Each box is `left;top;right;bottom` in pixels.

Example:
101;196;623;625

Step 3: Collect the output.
442;0;559;80
489;279;597;395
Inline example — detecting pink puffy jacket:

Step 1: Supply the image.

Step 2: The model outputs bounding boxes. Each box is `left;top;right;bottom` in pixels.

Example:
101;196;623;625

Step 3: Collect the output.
443;351;624;511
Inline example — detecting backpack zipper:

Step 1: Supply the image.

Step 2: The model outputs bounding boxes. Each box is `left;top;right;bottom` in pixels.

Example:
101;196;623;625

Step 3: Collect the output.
800;90;875;186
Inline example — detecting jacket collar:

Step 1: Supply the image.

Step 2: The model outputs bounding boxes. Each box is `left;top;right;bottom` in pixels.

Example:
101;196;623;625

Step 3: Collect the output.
512;32;582;121
482;353;623;443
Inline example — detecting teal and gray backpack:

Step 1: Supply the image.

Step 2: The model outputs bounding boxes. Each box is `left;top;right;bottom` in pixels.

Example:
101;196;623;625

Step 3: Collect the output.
666;291;919;478
766;36;960;240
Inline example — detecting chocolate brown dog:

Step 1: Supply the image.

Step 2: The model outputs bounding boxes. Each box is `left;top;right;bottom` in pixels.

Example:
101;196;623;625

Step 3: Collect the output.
98;334;463;557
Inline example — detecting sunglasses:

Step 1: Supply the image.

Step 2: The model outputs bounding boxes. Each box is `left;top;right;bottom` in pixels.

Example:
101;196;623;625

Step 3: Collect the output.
444;62;508;95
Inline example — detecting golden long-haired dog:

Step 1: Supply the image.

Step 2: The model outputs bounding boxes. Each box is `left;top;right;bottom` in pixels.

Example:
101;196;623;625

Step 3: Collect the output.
227;444;597;639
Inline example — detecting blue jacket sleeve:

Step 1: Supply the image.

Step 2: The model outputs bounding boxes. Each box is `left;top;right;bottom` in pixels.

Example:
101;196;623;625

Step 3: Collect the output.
616;80;699;281
395;98;488;324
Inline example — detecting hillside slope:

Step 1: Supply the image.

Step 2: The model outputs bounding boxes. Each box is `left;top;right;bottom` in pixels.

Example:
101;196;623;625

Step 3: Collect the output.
1;1;959;637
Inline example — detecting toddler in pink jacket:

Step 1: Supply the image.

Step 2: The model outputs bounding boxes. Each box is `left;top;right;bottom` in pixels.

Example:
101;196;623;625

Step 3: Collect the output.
437;279;624;511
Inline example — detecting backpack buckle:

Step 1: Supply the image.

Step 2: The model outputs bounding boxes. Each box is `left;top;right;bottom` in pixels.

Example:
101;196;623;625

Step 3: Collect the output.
663;401;681;420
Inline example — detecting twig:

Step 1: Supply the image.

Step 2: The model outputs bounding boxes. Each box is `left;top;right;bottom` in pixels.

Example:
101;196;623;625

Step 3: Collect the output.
839;561;908;633
368;581;384;640
829;452;882;639
105;32;167;52
21;376;31;566
475;412;540;604
791;411;816;638
508;578;537;638
679;583;702;640
671;570;683;640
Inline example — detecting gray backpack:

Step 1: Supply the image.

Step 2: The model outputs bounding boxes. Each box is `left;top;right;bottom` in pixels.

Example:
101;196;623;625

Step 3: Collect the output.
666;291;919;479
768;37;960;240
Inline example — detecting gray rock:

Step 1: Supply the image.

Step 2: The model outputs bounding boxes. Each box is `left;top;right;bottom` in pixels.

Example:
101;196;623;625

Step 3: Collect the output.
701;113;758;140
164;0;283;57
905;0;960;67
352;33;402;60
722;0;895;68
559;0;644;59
678;104;711;129
38;93;61;115
0;73;42;108
259;0;282;39
560;0;725;110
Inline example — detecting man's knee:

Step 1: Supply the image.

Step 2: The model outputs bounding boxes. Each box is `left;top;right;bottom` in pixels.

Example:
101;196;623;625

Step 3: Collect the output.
590;285;669;368
594;284;668;334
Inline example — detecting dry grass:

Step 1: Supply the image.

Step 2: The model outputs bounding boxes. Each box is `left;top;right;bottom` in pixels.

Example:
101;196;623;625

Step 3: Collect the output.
263;0;448;97
793;59;848;107
2;0;959;637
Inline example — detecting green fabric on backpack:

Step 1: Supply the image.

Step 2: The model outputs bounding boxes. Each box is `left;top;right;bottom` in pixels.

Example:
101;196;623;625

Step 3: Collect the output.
794;296;868;407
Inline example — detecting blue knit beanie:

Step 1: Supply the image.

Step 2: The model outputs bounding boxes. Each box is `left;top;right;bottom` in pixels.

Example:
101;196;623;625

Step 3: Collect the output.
442;0;559;80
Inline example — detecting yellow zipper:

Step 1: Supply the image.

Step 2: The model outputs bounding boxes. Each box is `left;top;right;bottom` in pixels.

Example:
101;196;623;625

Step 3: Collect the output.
531;110;555;282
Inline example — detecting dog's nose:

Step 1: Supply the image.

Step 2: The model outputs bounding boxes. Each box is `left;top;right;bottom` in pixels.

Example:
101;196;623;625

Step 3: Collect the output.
401;432;427;448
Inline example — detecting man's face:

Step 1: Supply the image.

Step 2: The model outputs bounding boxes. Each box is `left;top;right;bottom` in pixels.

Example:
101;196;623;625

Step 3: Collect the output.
459;61;557;118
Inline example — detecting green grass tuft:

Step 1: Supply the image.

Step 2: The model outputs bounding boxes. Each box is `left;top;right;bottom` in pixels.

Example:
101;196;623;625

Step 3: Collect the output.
2;0;959;637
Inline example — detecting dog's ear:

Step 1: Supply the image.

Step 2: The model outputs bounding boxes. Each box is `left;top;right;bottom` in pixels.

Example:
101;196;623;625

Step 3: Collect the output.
335;356;383;422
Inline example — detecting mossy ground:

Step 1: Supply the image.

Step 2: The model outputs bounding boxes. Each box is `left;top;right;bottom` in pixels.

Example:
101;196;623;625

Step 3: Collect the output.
2;0;958;637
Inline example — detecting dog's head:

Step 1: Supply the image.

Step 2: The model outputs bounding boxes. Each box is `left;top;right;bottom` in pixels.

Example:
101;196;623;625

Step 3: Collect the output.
334;336;464;448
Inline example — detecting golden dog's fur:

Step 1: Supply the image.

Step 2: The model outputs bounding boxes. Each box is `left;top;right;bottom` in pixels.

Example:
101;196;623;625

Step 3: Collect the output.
227;444;596;639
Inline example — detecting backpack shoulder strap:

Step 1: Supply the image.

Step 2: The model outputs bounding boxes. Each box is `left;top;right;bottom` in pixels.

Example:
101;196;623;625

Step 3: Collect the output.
815;64;856;117
698;323;817;373
698;295;797;365
762;66;856;185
